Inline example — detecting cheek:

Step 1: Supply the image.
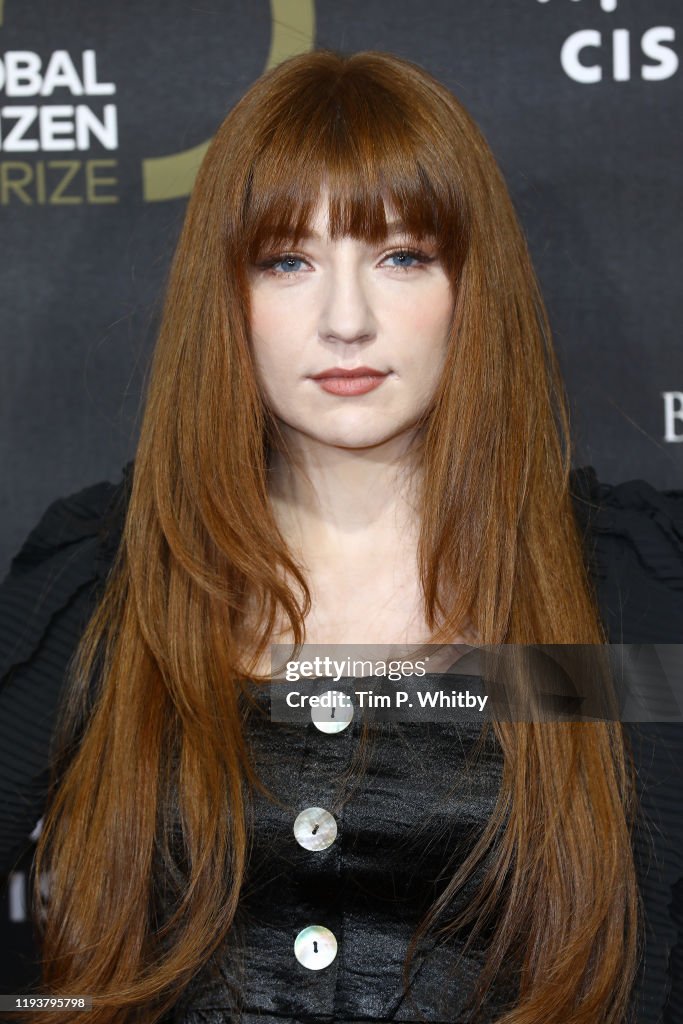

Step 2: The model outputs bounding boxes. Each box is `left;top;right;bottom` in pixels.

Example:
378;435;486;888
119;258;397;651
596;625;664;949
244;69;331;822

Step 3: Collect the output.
249;304;295;378
249;302;277;350
430;294;455;360
394;280;453;332
399;295;453;356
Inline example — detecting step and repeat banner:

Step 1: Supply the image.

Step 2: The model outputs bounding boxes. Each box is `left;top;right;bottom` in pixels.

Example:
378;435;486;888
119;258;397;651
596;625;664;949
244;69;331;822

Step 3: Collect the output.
1;0;681;991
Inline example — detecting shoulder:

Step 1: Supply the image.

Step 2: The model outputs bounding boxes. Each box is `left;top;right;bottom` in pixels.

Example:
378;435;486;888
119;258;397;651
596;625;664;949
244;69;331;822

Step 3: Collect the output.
570;467;683;1017
0;461;133;678
569;465;683;643
0;462;132;877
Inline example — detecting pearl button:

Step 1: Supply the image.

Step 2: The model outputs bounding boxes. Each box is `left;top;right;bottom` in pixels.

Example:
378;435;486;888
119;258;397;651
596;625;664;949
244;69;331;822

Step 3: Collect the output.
293;807;338;851
311;689;354;733
294;925;338;970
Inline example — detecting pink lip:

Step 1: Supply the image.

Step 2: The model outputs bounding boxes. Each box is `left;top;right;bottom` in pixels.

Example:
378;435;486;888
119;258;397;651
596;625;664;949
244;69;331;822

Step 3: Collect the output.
311;366;387;380
310;366;390;397
313;374;389;396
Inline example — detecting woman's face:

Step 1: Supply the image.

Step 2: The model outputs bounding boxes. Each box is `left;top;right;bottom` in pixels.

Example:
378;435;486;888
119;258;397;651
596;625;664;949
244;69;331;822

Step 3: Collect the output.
247;193;455;452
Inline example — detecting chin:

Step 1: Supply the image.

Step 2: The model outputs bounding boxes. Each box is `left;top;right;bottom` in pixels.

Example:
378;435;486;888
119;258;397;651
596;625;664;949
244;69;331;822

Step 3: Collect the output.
323;429;409;450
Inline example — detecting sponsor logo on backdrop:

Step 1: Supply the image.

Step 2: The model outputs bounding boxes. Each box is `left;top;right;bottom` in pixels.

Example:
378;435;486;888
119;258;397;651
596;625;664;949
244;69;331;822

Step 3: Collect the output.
0;48;118;205
537;0;679;83
663;392;683;442
0;0;315;204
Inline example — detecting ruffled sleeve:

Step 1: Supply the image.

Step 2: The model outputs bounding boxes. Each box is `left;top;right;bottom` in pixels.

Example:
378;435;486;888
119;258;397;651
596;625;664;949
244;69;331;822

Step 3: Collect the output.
571;466;683;1023
0;464;131;879
570;465;683;644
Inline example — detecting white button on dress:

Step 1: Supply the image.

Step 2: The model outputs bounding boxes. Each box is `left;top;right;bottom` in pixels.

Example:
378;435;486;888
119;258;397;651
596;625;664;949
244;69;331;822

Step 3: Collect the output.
294;925;338;970
293;807;338;851
311;689;354;733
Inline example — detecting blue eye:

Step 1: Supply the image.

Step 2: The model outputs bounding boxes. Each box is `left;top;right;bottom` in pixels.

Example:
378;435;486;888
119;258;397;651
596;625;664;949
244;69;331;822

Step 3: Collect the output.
258;254;308;276
383;247;435;272
385;250;422;269
271;256;305;274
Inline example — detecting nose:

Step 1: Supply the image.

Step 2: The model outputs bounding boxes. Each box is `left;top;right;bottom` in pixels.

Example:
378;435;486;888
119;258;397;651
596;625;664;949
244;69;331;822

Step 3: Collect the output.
317;262;377;346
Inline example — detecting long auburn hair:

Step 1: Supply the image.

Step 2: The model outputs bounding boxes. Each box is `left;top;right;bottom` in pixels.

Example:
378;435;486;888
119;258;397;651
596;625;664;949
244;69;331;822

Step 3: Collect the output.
24;49;640;1024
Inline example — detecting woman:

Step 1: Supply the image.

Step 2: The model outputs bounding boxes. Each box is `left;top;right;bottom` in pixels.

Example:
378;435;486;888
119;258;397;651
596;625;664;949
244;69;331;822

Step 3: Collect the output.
1;48;681;1024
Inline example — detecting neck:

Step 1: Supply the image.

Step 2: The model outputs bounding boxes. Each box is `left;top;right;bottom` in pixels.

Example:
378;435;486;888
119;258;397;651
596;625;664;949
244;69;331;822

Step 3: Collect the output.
267;429;424;571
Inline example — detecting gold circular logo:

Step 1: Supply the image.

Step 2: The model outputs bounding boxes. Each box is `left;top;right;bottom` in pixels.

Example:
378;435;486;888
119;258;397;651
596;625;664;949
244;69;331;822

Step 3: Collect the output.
142;0;315;201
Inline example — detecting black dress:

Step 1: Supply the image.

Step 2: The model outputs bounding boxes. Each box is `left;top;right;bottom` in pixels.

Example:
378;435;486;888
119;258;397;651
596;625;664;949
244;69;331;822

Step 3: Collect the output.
0;464;681;1023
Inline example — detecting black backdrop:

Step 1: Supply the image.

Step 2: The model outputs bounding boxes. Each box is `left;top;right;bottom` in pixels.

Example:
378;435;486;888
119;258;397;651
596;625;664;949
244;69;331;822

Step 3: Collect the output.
1;0;681;993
